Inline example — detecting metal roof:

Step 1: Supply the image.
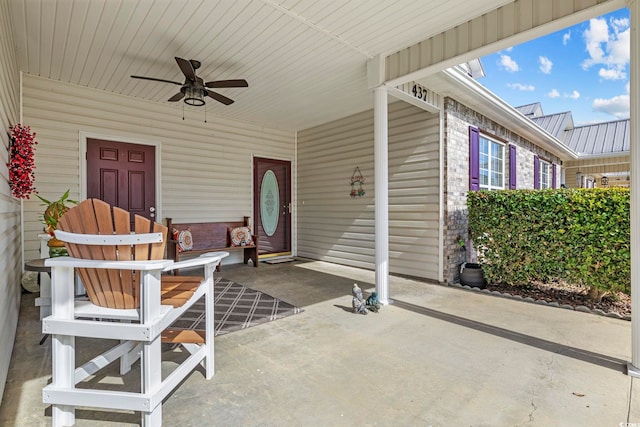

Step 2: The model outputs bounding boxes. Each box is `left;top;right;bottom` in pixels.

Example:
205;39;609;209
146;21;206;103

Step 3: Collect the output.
516;102;629;156
562;119;630;155
515;103;544;118
528;112;575;140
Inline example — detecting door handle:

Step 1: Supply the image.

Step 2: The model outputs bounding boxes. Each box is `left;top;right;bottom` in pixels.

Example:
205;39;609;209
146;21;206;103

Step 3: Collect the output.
282;202;291;215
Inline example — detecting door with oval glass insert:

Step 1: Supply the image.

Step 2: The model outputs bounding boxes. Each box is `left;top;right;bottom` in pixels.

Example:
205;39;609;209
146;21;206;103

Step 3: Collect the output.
253;157;291;258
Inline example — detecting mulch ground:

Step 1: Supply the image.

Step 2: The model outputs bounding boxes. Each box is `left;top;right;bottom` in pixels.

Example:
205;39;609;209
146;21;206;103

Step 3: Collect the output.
484;280;631;318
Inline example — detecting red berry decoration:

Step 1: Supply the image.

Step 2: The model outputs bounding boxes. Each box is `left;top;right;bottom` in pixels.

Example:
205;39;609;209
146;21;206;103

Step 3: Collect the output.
8;124;37;199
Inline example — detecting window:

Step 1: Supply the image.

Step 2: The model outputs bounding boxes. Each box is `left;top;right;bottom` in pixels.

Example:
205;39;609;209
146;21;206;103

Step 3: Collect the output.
479;135;505;190
539;160;552;188
534;156;556;189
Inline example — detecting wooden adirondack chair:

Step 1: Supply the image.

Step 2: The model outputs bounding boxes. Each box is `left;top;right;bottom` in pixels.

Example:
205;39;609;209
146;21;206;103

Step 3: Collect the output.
42;199;228;427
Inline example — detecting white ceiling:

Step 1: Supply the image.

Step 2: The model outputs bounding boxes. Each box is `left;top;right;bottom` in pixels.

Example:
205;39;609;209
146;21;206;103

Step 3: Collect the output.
8;0;514;131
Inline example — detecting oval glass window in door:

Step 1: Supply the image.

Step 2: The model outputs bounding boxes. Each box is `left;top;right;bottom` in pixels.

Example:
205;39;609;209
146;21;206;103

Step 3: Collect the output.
260;170;279;236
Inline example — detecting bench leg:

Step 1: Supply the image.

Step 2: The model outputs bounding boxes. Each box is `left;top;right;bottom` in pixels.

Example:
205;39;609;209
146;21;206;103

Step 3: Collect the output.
244;248;258;267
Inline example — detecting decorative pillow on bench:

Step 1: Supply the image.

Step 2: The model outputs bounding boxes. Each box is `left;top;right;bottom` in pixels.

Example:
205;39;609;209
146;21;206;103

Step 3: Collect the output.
172;228;194;252
229;226;253;247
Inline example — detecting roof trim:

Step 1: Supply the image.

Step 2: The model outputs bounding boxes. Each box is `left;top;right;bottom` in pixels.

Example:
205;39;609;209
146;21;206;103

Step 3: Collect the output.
441;67;579;160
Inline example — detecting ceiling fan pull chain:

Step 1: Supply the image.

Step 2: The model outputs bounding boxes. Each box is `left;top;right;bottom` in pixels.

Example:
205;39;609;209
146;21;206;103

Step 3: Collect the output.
182;102;185;121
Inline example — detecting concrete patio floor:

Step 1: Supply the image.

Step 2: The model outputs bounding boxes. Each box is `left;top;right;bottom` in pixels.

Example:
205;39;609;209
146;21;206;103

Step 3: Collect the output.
1;258;639;426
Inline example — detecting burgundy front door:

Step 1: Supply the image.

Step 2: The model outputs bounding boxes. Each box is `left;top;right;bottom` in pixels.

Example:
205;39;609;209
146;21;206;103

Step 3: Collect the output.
253;157;292;256
86;138;156;221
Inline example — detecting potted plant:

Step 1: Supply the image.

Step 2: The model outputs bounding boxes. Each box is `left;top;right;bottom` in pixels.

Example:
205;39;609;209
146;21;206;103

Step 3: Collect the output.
36;190;77;257
458;235;486;288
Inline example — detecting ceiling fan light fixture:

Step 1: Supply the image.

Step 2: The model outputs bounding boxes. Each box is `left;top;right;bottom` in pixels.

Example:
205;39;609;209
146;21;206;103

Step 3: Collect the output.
184;86;205;106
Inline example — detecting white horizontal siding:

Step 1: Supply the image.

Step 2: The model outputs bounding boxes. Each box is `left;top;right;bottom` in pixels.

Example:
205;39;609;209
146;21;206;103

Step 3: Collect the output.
0;0;21;404
298;102;441;280
21;74;294;266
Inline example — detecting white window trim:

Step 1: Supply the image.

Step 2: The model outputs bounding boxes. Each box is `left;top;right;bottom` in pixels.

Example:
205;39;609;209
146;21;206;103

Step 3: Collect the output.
479;134;505;190
539;159;552;189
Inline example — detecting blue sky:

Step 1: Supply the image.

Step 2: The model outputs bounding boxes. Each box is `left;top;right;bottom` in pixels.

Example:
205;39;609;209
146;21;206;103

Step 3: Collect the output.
479;7;630;126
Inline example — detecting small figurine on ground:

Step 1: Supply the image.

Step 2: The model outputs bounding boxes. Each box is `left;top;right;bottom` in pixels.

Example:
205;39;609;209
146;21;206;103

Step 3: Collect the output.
365;291;380;313
352;283;368;315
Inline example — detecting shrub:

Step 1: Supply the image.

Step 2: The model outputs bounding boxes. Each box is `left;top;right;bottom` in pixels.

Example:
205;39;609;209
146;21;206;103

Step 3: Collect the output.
467;188;630;298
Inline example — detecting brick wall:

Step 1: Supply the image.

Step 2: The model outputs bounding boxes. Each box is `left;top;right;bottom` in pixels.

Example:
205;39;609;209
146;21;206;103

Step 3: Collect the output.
442;97;562;283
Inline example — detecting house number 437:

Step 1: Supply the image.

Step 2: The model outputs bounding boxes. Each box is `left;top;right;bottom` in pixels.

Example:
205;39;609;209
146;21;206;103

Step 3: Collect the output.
412;84;429;101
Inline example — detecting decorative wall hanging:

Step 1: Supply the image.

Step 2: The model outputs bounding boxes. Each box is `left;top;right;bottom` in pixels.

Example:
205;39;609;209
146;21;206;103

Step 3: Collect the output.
8;123;37;199
350;166;365;197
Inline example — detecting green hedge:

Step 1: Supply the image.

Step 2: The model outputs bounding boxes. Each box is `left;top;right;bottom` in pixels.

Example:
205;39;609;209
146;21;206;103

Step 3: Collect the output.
467;188;630;296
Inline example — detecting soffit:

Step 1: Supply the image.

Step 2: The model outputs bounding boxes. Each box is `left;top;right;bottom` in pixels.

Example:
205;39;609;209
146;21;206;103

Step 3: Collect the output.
8;0;515;131
421;70;579;160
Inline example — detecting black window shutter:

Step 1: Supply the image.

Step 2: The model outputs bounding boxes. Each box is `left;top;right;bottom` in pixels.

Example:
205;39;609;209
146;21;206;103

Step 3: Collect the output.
552;163;557;189
469;126;480;191
509;144;517;189
533;155;540;189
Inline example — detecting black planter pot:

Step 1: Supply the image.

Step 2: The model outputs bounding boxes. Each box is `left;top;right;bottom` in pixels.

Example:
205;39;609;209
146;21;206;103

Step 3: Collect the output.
460;263;486;289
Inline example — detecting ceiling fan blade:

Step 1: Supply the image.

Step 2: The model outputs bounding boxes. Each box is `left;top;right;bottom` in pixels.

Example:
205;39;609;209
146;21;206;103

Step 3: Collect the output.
205;79;248;88
168;92;185;102
131;75;182;85
175;57;197;81
207;91;234;105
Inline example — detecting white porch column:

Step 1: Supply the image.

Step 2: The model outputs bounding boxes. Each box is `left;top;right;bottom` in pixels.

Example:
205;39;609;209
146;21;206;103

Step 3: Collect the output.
374;86;390;305
629;0;640;377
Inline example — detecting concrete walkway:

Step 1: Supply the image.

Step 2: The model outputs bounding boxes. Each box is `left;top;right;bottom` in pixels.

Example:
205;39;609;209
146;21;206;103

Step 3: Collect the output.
1;258;638;426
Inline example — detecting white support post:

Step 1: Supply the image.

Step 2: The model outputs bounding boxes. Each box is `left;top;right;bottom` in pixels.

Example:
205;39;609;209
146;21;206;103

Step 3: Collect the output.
141;271;162;425
49;265;76;427
374;86;390;305
629;0;640;377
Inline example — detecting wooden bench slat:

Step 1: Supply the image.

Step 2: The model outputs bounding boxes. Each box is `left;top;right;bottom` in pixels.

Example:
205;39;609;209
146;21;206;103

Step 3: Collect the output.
162;329;205;344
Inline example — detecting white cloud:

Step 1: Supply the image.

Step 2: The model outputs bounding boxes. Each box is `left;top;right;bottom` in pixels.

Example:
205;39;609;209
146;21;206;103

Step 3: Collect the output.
563;31;571;45
593;94;630;119
498;54;519;72
539;56;552;74
581;16;630;80
507;83;535;91
582;18;609;67
547;89;560;98
612;17;629;32
608;27;629;67
567;90;580;100
598;67;626;80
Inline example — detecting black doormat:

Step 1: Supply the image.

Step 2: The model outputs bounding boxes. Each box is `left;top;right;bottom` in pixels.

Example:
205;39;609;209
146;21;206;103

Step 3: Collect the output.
170;278;303;336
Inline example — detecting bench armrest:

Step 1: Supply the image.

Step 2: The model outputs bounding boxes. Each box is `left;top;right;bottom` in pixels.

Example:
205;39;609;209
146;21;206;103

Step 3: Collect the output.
163;252;229;272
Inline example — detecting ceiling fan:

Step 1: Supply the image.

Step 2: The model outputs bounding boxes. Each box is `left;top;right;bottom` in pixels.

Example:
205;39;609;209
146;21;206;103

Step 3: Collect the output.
131;57;248;106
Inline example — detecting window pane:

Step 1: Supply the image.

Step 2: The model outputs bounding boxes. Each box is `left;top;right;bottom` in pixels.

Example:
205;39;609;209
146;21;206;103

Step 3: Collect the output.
480;153;488;170
480;138;489;156
491;157;500;172
479;135;505;190
480;170;488;186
